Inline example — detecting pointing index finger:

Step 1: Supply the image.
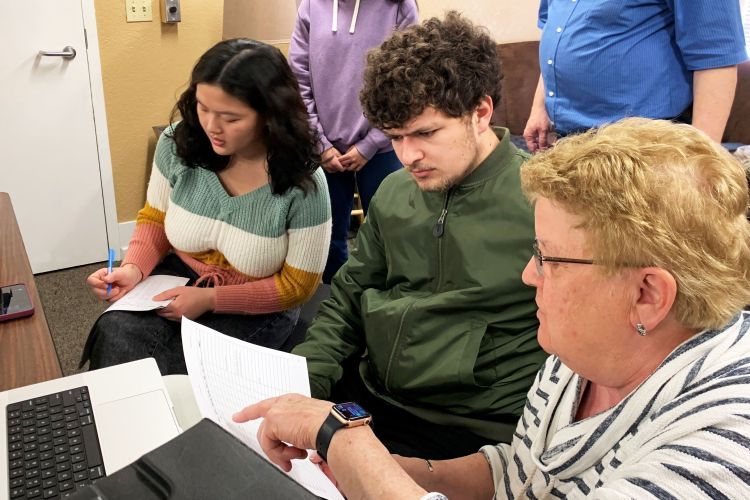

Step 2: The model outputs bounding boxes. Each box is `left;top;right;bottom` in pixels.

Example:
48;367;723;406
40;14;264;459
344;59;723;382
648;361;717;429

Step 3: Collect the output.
232;396;279;423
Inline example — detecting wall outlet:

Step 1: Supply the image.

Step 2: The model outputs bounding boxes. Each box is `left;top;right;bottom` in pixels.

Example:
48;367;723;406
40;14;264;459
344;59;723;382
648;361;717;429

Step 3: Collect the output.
125;0;153;22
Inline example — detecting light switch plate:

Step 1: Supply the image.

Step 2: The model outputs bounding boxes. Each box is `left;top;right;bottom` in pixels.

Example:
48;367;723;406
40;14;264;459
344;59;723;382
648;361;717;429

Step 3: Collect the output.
126;0;153;22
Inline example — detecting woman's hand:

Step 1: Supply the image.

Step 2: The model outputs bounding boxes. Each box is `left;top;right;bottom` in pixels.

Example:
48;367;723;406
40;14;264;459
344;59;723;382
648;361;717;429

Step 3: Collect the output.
86;264;143;302
233;394;333;472
153;286;215;321
339;146;367;172
321;147;345;173
234;396;428;499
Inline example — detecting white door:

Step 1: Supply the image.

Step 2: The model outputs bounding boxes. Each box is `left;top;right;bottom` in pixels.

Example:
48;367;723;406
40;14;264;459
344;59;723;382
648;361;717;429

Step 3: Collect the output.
0;0;110;273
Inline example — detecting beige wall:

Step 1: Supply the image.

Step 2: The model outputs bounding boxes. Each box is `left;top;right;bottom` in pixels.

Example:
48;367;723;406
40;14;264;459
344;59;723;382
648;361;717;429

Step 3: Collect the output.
223;0;298;41
420;1;541;43
222;0;297;56
223;1;542;45
95;0;224;222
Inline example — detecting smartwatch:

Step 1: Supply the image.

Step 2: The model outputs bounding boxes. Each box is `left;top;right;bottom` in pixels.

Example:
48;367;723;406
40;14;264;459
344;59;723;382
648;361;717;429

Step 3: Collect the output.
315;402;372;462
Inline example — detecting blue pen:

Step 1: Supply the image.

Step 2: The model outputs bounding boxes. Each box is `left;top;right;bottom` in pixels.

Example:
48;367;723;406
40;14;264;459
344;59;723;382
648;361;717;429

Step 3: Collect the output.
106;248;115;295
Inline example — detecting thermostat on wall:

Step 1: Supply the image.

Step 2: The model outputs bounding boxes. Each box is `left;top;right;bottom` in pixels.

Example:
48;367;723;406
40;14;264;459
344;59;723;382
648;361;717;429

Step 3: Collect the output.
160;0;181;23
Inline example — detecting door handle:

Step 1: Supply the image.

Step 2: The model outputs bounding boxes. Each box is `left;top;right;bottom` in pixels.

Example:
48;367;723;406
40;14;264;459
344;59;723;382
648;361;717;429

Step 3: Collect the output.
38;46;76;60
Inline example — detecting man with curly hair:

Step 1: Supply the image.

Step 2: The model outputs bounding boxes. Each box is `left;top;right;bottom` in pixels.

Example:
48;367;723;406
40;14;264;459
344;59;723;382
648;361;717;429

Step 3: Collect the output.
292;12;544;459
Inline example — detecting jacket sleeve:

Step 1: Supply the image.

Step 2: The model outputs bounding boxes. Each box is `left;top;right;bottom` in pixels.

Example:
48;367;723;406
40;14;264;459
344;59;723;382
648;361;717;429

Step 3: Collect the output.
292;197;389;398
289;0;332;153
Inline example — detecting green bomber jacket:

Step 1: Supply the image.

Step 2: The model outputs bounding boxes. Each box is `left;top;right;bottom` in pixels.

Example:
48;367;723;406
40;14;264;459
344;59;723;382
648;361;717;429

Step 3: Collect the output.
293;128;545;442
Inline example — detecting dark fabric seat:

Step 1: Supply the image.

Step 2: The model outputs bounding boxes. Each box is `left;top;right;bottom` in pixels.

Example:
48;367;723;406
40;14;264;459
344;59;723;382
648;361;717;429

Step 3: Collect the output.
280;284;331;352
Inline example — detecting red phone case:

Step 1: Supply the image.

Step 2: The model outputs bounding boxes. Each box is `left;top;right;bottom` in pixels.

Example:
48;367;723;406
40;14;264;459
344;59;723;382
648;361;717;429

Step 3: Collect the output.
0;283;35;322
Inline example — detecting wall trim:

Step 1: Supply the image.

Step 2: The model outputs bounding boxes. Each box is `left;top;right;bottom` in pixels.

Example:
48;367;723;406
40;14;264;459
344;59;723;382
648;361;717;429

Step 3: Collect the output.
118;220;136;258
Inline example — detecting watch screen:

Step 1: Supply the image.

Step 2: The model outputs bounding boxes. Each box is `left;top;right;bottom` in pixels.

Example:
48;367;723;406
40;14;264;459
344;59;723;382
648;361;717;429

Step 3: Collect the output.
333;402;370;421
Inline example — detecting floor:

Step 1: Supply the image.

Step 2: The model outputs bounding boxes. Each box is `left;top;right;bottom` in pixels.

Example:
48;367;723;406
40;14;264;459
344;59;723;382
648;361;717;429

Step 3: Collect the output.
35;262;108;376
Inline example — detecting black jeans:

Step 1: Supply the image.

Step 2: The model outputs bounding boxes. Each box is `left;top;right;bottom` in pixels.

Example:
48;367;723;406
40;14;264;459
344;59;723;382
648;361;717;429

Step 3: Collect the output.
80;254;300;375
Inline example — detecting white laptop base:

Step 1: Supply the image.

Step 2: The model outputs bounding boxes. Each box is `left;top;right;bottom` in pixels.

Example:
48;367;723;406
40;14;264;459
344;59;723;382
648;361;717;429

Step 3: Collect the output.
1;358;181;500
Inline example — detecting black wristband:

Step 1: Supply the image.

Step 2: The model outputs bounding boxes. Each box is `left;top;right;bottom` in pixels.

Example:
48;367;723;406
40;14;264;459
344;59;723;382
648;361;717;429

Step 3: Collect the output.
315;412;343;463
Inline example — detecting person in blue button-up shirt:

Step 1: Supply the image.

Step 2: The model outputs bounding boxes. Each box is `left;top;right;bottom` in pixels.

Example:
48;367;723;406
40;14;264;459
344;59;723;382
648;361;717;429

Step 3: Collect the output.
524;0;747;151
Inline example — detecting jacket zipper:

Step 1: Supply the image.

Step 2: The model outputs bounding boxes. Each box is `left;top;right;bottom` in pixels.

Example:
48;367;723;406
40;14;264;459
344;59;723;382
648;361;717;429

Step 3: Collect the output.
433;189;452;292
384;191;453;390
383;300;416;391
432;190;452;238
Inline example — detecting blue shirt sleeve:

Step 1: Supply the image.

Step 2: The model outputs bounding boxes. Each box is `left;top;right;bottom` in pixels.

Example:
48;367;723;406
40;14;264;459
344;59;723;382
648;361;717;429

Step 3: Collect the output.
671;0;748;70
538;0;548;29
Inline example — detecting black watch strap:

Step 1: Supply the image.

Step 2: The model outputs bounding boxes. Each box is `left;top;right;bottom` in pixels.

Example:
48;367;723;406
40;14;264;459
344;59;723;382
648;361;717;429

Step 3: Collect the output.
315;412;344;463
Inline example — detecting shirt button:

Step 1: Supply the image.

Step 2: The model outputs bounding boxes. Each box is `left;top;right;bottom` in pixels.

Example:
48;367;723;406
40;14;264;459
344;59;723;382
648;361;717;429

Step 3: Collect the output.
547;59;553;65
556;27;562;33
548;91;555;97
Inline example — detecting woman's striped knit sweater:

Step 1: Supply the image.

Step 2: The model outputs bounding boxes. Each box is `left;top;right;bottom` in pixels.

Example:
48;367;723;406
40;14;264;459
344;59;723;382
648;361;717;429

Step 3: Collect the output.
123;132;332;315
483;311;750;499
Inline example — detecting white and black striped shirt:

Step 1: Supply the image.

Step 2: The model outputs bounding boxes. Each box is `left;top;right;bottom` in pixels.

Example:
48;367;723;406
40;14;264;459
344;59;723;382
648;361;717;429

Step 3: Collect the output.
483;312;750;499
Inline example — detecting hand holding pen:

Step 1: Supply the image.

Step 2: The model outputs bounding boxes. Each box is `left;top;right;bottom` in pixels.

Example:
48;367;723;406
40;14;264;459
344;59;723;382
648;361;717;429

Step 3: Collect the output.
106;248;115;296
85;251;143;302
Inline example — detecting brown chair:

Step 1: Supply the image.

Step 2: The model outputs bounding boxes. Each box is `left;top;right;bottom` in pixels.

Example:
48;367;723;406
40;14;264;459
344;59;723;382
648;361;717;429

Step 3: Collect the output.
492;43;749;145
723;60;750;145
351;190;365;226
280;283;331;352
491;41;540;136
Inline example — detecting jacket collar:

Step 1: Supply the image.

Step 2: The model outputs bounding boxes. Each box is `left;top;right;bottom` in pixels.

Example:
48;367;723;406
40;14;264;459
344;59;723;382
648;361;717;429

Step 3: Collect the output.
457;127;517;188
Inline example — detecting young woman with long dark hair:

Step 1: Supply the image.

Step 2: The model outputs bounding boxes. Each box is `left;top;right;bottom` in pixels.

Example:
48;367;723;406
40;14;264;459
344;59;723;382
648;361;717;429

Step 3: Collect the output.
83;39;331;374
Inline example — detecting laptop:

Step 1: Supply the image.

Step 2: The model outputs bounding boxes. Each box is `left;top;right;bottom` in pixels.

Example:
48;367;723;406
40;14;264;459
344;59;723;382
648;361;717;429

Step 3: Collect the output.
1;358;182;499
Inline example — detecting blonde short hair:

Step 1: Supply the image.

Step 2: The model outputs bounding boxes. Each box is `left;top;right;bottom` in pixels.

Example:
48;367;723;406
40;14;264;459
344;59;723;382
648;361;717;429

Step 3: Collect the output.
521;118;750;330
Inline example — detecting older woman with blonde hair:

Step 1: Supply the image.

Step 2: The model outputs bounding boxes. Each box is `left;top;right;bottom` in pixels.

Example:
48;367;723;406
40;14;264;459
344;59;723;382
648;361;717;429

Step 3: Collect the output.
234;118;750;499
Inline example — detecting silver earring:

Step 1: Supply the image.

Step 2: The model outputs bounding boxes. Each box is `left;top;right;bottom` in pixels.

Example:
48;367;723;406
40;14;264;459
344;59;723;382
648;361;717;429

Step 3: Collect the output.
636;323;647;336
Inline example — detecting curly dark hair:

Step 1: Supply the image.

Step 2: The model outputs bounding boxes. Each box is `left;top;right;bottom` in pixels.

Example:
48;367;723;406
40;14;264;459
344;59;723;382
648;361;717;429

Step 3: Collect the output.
169;39;318;195
360;11;501;130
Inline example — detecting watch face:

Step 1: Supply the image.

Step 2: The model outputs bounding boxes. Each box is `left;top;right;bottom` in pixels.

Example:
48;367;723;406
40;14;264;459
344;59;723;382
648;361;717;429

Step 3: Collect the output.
332;402;370;421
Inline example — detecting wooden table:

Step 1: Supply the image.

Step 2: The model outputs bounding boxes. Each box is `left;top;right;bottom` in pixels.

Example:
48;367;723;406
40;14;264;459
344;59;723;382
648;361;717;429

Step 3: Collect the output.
0;192;62;391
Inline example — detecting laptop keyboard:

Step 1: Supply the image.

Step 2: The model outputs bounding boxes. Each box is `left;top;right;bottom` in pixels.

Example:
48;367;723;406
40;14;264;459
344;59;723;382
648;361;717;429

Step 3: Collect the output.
7;386;105;499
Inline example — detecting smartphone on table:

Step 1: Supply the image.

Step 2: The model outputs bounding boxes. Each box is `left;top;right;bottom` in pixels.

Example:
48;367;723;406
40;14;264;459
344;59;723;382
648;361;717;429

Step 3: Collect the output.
0;283;35;322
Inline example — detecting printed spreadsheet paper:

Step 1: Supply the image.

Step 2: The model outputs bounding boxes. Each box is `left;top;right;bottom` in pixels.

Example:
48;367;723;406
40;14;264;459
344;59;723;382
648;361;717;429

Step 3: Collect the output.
181;317;344;500
104;275;189;313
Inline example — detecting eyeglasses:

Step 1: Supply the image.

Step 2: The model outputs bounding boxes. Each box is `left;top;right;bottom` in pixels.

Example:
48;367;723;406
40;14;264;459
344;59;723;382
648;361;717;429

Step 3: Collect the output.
533;240;594;277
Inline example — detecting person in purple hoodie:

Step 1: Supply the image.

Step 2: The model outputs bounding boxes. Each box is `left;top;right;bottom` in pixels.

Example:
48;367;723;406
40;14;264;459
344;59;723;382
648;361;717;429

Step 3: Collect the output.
290;0;419;283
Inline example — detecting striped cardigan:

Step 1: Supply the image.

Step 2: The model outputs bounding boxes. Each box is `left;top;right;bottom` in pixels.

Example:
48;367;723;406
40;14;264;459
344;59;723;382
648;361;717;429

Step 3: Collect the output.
483;311;750;499
123;132;332;315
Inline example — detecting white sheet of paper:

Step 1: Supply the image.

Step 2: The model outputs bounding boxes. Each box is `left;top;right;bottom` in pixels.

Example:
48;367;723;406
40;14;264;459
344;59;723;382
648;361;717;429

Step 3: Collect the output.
181;317;344;500
104;275;189;313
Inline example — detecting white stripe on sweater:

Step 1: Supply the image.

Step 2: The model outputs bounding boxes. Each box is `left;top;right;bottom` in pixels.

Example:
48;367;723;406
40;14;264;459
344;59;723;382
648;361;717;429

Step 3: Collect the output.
146;162;170;212
164;203;330;276
483;312;750;499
